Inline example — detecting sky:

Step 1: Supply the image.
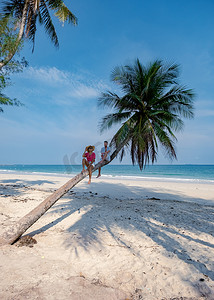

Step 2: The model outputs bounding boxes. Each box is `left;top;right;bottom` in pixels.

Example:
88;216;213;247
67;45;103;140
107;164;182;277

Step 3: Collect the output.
1;0;214;165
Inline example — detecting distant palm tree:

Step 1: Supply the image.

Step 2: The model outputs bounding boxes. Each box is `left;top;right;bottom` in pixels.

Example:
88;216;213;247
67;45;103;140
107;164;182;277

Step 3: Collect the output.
98;59;195;169
0;0;77;69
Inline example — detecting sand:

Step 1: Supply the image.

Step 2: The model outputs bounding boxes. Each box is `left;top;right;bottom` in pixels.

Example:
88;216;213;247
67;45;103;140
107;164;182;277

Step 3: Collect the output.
0;172;214;300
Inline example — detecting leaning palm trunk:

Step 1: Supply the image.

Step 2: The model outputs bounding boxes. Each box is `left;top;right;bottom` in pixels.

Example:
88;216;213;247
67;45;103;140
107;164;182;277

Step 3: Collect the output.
0;137;129;246
0;0;29;70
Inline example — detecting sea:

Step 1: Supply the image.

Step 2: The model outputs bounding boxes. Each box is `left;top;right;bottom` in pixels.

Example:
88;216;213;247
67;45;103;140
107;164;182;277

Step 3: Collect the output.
0;164;214;183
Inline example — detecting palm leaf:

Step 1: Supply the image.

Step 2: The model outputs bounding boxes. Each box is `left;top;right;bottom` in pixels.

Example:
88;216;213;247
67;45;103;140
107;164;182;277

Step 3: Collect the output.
2;0;24;19
46;0;77;25
99;111;132;133
39;0;59;47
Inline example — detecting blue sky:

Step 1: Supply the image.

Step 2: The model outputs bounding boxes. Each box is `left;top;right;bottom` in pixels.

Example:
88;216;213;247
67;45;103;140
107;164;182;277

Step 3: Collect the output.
1;0;214;165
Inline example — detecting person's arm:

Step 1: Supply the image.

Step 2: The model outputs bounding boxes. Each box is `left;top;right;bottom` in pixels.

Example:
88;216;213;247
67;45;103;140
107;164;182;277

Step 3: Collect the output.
104;147;110;154
83;147;87;158
102;151;108;161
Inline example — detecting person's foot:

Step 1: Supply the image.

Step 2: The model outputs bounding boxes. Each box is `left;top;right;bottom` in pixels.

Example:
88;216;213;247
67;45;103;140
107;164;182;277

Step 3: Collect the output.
96;174;101;178
88;179;91;184
81;169;86;174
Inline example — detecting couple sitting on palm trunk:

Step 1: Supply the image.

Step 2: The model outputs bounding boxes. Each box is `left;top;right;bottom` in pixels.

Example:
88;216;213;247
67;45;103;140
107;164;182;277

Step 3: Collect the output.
81;141;110;184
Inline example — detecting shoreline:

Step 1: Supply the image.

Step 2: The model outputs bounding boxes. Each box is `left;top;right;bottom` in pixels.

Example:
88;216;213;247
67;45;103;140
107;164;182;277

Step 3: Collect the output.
0;171;214;206
0;169;214;185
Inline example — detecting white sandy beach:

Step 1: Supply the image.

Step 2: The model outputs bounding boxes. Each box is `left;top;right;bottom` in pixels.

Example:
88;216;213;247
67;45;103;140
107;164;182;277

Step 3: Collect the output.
0;172;214;299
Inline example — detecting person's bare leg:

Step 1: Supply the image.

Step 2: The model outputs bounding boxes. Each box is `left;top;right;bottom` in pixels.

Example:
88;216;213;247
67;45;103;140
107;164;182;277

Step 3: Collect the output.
96;166;101;178
81;158;88;173
88;166;93;184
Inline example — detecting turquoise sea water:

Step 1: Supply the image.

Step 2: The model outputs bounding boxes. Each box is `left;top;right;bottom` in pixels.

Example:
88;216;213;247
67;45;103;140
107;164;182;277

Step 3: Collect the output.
0;164;214;182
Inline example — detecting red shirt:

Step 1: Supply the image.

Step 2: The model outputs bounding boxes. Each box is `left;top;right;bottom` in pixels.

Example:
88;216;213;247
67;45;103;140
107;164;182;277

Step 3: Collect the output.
85;152;95;162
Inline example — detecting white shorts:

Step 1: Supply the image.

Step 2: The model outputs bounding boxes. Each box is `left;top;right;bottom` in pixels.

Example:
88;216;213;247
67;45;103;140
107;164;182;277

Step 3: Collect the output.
88;162;94;167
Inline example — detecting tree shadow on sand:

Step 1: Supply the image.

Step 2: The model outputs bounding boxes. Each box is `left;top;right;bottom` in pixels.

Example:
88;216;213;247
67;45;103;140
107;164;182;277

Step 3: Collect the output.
27;180;214;297
0;179;57;198
0;178;56;186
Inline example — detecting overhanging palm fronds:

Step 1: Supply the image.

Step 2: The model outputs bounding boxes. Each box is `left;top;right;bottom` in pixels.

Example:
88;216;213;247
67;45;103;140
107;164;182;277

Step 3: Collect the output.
2;0;77;46
99;59;195;170
0;0;77;68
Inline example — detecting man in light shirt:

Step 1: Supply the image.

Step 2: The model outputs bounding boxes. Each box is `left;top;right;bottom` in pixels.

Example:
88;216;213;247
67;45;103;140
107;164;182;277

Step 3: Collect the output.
96;141;110;178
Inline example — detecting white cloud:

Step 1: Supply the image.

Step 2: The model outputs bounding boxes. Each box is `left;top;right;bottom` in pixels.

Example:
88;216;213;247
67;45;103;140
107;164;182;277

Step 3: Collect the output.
69;84;99;98
19;66;110;100
23;66;69;84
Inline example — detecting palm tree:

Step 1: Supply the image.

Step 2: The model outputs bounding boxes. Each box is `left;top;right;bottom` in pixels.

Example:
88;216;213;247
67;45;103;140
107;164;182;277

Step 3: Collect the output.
98;59;195;169
0;59;195;245
0;0;77;69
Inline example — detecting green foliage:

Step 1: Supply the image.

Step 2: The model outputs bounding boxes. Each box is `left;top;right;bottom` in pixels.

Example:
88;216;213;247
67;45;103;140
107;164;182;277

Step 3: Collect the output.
0;16;28;112
98;59;195;169
2;0;77;50
0;15;22;59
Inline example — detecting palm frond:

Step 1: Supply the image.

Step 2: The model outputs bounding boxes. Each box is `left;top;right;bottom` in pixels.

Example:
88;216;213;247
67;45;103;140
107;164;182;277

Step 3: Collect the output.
99;111;132;133
159;85;195;118
2;0;24;19
151;110;184;132
110;121;131;148
111;65;136;94
46;0;77;25
152;121;177;160
119;147;126;162
97;91;121;109
98;91;144;112
25;2;38;50
39;0;59;47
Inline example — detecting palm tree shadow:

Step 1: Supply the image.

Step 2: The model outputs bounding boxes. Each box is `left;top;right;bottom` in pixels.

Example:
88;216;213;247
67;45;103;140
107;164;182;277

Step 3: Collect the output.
28;181;214;288
0;179;56;186
0;179;56;198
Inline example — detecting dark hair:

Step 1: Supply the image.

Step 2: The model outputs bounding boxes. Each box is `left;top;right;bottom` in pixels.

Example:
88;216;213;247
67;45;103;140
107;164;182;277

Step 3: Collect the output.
104;141;108;144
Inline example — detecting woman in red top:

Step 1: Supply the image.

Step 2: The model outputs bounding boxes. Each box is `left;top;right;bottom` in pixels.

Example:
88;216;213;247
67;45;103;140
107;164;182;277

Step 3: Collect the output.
82;145;96;184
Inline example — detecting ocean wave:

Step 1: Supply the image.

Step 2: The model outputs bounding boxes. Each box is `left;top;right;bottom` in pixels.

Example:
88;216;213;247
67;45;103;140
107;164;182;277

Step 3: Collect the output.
99;174;214;183
0;169;72;177
0;168;214;184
